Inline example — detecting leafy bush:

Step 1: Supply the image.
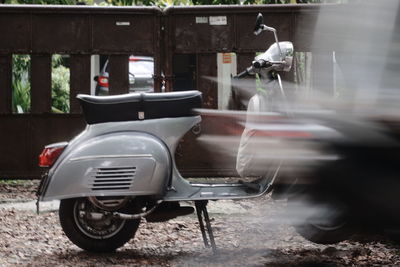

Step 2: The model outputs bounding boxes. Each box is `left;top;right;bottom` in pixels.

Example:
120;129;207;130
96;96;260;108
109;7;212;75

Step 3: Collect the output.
12;79;31;113
12;55;31;113
52;55;70;113
11;54;71;113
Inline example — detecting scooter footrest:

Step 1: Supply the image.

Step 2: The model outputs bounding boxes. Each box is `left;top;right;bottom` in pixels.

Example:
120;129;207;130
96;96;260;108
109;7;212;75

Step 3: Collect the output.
238;180;262;192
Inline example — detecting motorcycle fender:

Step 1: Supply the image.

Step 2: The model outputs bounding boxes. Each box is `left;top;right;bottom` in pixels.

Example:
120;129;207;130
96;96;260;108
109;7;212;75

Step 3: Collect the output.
41;132;171;201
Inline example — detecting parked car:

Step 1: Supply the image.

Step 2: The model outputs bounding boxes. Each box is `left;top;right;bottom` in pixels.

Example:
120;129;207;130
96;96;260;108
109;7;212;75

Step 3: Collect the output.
94;56;154;95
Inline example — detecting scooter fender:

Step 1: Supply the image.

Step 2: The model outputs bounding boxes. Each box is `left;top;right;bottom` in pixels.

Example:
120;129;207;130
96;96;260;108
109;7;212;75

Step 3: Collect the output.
41;131;171;201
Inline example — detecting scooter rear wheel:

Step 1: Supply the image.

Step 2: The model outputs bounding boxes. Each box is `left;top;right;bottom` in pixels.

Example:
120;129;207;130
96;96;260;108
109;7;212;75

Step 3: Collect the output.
59;198;140;252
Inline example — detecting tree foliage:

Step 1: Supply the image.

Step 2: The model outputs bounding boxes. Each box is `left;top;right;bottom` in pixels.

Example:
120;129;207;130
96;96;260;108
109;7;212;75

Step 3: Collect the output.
2;0;328;6
51;55;70;113
3;0;94;4
11;54;70;113
104;0;323;5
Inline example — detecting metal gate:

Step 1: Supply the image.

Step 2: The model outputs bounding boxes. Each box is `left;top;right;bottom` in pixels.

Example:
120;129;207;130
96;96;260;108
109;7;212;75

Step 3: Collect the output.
165;5;328;176
0;4;334;178
0;5;162;178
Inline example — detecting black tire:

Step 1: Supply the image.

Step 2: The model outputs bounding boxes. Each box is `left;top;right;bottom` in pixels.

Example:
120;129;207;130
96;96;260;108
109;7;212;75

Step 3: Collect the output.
59;198;140;253
289;194;353;244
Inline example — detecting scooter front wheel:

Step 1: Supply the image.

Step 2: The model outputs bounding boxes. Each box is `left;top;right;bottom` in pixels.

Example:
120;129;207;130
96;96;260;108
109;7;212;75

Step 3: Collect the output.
288;193;353;244
59;198;140;252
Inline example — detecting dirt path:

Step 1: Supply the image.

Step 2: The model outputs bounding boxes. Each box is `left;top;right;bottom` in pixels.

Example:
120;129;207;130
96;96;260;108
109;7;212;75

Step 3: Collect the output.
0;181;400;266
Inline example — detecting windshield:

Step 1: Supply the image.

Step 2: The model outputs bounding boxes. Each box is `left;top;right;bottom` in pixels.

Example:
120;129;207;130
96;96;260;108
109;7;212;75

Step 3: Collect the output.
129;60;154;76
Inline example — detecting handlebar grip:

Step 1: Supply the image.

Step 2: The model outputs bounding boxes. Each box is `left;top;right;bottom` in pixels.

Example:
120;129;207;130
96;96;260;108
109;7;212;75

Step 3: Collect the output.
252;59;271;69
234;69;249;79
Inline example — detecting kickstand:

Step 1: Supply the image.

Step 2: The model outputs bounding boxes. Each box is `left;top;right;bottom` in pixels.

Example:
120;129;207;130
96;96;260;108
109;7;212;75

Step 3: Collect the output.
195;200;217;254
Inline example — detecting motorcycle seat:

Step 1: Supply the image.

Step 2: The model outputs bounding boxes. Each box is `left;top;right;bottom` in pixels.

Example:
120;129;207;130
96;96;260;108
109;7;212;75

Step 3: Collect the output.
77;90;202;124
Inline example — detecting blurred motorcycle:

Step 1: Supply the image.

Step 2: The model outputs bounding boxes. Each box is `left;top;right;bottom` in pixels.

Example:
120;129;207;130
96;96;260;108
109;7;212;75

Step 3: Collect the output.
235;13;400;245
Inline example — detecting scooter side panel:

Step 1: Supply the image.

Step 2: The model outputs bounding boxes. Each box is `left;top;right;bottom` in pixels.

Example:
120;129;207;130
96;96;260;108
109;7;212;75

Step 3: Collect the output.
41;132;170;201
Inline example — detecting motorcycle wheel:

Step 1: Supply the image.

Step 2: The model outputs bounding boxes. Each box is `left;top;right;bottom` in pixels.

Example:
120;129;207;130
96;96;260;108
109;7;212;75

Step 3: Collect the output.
288;194;353;244
59;198;140;252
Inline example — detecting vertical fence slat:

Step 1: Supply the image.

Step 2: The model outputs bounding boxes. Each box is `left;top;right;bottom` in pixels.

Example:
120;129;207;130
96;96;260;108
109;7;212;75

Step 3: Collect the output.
70;55;91;113
231;52;256;110
197;54;218;109
0;55;12;114
108;55;129;95
312;51;334;96
154;15;162;93
236;52;255;74
31;54;52;113
163;15;174;92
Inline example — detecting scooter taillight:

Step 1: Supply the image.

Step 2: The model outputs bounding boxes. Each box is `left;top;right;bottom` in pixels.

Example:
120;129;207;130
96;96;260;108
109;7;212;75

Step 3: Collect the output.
38;142;68;168
98;76;109;87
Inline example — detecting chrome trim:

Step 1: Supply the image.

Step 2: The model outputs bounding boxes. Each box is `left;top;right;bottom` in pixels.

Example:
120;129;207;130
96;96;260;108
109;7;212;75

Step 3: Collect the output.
69;154;153;162
114;200;163;220
45;141;68;149
190;183;246;188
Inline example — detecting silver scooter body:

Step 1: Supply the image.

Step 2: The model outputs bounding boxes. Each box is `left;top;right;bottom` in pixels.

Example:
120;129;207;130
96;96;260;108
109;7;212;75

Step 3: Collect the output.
40;115;200;201
40;111;284;202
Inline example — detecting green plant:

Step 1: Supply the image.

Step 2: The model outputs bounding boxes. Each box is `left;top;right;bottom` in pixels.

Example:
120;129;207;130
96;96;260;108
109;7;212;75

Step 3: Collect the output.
4;0;94;4
12;79;31;113
52;55;70;113
12;55;31;113
11;54;71;113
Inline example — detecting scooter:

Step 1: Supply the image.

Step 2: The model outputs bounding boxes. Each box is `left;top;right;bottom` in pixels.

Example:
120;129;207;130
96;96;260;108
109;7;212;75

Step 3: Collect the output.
36;13;318;253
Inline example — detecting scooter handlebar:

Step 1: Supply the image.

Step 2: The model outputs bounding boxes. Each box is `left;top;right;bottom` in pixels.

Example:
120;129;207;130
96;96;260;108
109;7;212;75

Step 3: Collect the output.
252;59;271;69
234;59;273;79
234;66;255;79
235;69;249;79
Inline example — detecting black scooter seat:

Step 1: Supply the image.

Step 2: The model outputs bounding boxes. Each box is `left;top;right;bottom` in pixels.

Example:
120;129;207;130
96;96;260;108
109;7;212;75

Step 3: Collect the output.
77;90;202;124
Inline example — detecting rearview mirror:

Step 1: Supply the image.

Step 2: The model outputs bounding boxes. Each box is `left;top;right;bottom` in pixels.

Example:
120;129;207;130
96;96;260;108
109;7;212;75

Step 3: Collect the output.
254;13;264;35
93;75;98;82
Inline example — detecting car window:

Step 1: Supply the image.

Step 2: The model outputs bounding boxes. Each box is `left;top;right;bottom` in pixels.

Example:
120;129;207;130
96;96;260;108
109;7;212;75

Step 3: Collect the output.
129;60;154;75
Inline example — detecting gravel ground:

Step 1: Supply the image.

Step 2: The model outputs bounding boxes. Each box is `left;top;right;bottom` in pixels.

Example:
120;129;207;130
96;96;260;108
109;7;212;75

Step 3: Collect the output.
0;180;39;202
1;180;400;266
